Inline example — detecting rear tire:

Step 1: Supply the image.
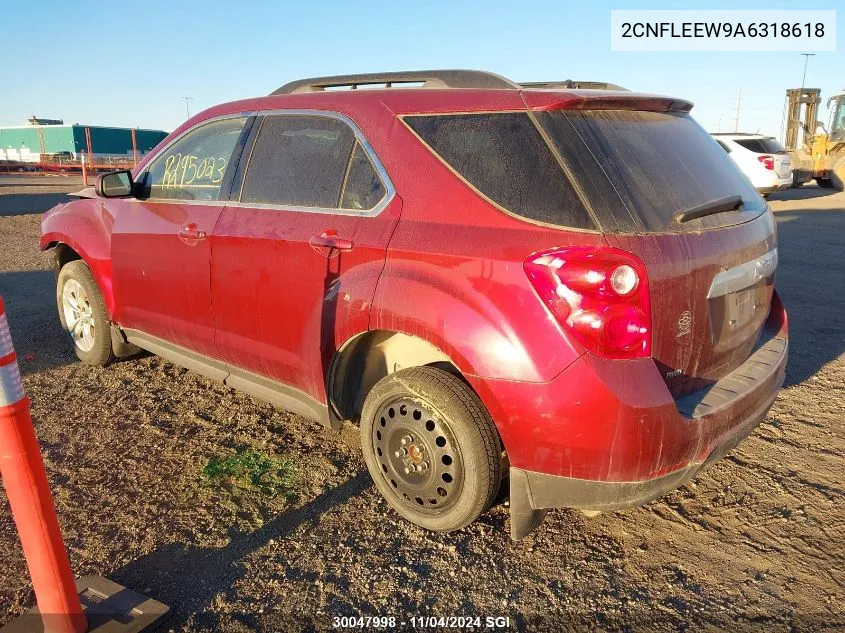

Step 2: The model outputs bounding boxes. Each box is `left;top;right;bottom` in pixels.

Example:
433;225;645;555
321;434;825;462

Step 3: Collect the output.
830;160;845;191
360;367;502;532
56;261;114;366
816;178;835;188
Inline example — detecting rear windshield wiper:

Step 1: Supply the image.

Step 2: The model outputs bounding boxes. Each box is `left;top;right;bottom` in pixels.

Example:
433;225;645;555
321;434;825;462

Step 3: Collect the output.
674;194;744;223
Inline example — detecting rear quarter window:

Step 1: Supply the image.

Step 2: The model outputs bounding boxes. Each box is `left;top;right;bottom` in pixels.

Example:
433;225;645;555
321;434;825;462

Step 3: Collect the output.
404;113;595;230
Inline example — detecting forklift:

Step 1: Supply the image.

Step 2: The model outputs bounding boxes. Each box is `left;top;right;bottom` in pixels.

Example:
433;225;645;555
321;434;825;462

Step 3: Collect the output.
785;87;845;189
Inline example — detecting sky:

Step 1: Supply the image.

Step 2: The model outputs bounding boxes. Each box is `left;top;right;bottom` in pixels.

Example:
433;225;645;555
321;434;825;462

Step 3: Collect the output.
1;0;841;140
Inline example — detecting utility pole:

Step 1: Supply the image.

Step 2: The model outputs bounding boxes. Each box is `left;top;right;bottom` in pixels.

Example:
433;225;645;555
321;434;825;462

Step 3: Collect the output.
733;88;742;132
179;96;194;119
800;53;815;91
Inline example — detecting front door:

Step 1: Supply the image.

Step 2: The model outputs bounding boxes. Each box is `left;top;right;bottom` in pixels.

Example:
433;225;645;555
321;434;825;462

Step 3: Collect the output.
211;112;399;402
110;116;248;357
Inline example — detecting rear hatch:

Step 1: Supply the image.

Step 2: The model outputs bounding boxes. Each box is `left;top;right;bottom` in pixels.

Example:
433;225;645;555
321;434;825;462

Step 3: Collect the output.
735;137;792;179
534;101;777;398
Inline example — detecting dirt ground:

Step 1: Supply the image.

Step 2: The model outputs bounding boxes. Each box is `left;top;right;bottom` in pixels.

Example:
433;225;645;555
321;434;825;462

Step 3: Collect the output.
0;175;842;632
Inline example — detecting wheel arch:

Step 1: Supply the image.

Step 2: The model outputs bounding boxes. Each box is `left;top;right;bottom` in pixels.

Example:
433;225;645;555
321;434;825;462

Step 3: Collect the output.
41;235;116;318
329;329;473;423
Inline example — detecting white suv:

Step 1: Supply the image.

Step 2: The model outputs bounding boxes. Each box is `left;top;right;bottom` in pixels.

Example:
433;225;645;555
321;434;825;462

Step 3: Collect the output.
712;134;793;197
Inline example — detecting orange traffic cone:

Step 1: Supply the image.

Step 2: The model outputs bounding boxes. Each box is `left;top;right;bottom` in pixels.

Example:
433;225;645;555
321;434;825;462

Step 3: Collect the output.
0;297;168;632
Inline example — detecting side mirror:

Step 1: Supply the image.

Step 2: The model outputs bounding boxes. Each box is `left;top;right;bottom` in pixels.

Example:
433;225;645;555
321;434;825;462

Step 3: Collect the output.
97;170;133;198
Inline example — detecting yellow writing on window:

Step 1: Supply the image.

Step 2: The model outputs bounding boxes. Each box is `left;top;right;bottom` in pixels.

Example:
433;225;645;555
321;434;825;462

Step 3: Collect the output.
161;153;228;188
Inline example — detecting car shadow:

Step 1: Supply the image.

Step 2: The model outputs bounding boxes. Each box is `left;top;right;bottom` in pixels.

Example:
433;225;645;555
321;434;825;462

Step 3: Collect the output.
0;270;77;375
0;192;74;217
772;207;845;386
768;184;839;202
109;471;373;631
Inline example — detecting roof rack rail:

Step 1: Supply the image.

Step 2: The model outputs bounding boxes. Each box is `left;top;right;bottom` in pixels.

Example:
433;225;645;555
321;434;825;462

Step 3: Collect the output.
520;80;629;91
711;132;771;137
271;70;520;95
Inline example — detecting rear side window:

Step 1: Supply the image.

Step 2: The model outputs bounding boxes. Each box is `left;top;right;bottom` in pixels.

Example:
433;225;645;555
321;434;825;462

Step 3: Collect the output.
538;110;765;233
734;138;787;154
242;115;355;208
141;117;247;201
405;113;595;230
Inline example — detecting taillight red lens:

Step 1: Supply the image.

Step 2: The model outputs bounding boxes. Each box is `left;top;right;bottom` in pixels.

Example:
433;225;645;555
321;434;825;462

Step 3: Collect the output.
524;247;651;359
758;155;775;170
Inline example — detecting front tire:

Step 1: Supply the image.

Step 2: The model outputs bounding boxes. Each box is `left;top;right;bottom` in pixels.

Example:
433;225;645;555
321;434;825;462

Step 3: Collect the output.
56;260;114;366
360;366;502;532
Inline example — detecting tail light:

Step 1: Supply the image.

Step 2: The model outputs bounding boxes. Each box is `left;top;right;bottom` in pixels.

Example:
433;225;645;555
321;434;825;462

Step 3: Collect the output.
524;247;651;359
758;155;775;170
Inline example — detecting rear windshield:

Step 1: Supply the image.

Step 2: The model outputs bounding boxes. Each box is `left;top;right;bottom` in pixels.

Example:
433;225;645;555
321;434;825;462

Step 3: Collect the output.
733;137;787;154
537;110;766;233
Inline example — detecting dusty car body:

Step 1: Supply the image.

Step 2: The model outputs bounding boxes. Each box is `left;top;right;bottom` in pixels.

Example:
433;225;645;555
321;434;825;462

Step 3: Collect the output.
41;70;787;538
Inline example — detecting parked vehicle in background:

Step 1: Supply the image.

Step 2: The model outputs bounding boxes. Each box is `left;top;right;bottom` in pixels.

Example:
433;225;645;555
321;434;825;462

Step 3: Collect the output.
41;70;788;540
712;133;793;196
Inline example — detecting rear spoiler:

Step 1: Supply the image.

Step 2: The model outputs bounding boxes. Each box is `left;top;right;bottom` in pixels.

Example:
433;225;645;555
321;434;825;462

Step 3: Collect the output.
521;80;629;91
523;90;693;113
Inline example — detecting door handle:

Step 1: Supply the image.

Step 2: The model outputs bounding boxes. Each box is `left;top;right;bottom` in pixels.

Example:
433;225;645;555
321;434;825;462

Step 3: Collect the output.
309;232;354;252
178;224;207;242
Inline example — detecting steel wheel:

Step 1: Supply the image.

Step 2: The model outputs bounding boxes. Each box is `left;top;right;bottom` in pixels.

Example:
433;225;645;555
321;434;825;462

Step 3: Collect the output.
61;278;96;352
373;396;464;512
361;367;502;532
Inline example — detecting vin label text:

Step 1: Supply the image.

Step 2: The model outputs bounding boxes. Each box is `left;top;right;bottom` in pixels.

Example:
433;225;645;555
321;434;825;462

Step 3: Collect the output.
611;10;836;51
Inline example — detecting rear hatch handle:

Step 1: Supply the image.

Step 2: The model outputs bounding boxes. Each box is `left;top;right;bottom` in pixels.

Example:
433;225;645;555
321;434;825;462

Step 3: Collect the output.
675;194;744;224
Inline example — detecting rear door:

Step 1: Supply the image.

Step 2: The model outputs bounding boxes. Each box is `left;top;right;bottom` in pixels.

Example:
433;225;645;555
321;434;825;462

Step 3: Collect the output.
538;107;777;397
210;112;399;402
110;116;248;357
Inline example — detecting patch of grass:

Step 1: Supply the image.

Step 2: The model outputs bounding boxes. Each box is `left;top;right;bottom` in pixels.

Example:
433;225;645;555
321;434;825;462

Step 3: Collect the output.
202;448;299;499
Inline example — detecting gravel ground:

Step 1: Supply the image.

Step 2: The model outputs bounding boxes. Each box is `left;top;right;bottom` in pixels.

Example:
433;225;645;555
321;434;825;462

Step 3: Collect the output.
0;176;842;632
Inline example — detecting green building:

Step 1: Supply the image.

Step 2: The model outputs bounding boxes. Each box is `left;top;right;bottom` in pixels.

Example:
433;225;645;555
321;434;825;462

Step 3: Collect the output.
0;119;168;163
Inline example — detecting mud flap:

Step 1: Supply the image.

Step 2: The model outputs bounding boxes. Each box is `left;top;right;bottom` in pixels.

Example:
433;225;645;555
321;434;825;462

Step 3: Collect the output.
110;324;140;358
508;467;548;541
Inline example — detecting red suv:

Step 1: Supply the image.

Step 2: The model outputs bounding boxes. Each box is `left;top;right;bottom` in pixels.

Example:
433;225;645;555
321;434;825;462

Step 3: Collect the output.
41;70;788;539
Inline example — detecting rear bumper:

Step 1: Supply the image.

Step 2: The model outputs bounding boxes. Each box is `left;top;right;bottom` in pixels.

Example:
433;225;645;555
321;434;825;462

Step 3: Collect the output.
758;183;792;194
469;294;788;540
508;378;780;537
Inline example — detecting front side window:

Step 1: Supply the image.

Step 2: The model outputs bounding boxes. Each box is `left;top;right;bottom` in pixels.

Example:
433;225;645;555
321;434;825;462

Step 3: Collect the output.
140;117;247;201
241;115;357;208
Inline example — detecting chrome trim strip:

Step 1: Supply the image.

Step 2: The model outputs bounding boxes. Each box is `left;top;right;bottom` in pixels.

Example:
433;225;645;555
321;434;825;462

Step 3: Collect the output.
707;248;778;299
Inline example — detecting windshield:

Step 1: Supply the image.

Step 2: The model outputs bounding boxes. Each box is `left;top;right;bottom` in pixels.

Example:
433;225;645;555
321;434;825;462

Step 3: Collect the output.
537;109;766;233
